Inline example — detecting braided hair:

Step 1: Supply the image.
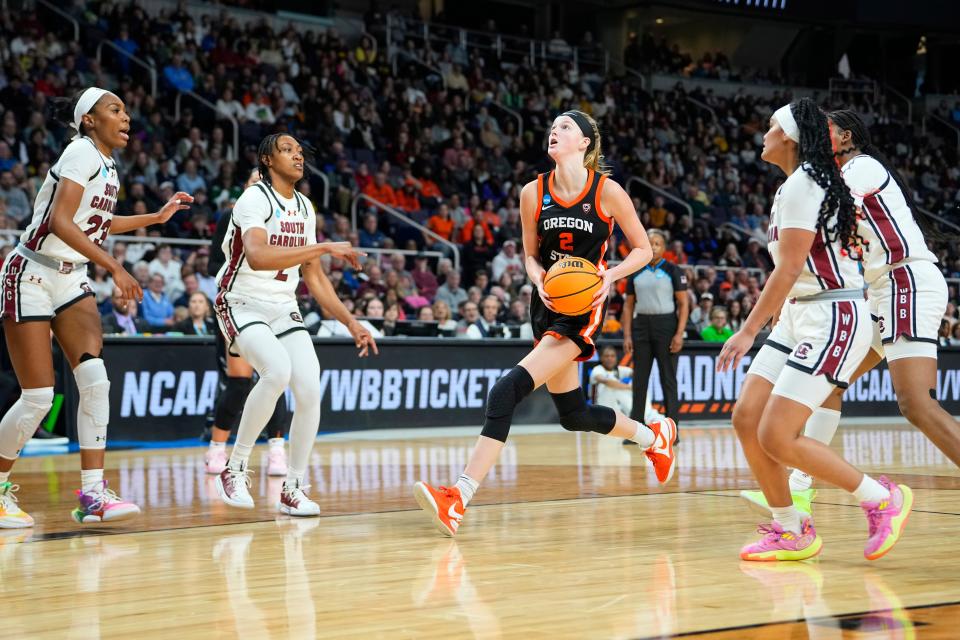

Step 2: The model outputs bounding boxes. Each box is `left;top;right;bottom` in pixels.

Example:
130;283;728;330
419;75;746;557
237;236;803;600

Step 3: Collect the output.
790;98;863;258
257;133;314;187
827;109;944;240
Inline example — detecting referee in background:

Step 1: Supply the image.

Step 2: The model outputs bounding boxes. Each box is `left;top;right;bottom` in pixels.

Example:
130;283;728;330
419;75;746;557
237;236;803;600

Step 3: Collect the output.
621;229;688;444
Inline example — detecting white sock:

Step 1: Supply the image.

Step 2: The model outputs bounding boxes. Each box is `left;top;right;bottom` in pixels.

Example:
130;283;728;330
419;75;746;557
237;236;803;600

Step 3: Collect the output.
788;470;813;492
852;474;890;504
285;472;304;488
209;440;227;450
228;444;252;471
0;471;9;484
455;473;479;506
770;505;802;535
628;421;655;448
81;468;104;493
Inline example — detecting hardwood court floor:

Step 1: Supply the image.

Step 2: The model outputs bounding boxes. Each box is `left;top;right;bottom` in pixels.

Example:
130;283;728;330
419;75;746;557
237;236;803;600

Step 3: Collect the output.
3;422;960;639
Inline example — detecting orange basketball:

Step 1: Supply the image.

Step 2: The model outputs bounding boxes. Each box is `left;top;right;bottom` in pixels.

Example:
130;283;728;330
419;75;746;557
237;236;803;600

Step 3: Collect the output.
543;257;603;316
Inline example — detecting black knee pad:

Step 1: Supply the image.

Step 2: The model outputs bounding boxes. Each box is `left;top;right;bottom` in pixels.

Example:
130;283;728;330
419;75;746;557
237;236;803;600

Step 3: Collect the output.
551;389;616;435
214;376;253;431
481;366;535;442
79;351;102;362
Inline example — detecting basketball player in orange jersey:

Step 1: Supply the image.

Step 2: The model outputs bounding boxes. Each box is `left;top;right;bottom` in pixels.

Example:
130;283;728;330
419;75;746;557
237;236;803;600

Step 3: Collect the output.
414;111;678;537
0;87;193;527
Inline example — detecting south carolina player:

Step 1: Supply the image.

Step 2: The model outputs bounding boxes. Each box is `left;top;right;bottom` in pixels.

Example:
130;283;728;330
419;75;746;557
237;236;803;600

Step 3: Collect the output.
718;99;912;562
214;133;377;516
741;110;960;515
413;110;678;537
0;87;192;527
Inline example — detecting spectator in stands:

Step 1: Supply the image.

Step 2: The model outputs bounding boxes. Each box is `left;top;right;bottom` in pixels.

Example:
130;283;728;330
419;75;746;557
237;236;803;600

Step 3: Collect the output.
426;202;456;249
741;237;772;271
358;262;388;298
466;296;504;339
690;291;714;334
0;171;30;223
173;292;215;336
364;172;398;209
216;88;246;122
491;239;523;283
177;159;207;194
141;274;176;329
163;53;195;92
461;223;495;285
411;254;438;300
435;269;468;311
148;244;184;301
101;291;149;335
727;298;744;332
432;300;458;334
700;307;733;343
358;214;388;249
173;273;200;308
456;300;480;337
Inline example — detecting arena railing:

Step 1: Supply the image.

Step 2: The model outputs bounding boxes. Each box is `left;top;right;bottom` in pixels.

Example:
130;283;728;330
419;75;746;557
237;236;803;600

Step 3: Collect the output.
922;113;960;155
883;83;914;124
487;101;524;138
35;0;79;42
390;48;446;88
95;39;158;97
350;194;461;272
686;95;717;123
625;176;694;226
918;206;960;234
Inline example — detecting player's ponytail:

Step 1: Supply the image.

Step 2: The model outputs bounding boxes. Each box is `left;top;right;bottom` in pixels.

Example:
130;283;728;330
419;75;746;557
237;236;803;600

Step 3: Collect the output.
791;98;863;259
828;108;954;242
48;89;93;143
579;112;609;176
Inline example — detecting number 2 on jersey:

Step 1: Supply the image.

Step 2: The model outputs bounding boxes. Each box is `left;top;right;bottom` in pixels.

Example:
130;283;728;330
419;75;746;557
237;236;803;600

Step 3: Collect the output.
274;270;288;281
559;232;574;251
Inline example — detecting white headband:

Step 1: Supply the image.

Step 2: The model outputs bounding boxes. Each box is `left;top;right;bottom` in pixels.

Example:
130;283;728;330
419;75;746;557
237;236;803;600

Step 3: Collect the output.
71;87;110;140
773;104;799;143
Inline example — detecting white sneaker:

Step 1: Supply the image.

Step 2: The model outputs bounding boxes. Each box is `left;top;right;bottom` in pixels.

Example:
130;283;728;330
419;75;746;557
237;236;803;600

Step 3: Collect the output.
0;482;34;529
216;466;255;509
267;440;288;477
278;481;320;517
205;446;228;475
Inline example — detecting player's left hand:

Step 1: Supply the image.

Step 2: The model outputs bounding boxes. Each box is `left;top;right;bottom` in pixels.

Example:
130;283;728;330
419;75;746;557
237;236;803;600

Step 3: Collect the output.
155;192;194;223
716;328;755;373
591;270;615;308
348;320;379;357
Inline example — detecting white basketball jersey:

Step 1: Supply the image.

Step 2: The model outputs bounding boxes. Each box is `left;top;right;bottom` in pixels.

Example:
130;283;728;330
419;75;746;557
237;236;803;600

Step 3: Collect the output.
840;154;937;287
766;167;864;298
217;181;316;304
21;137;119;263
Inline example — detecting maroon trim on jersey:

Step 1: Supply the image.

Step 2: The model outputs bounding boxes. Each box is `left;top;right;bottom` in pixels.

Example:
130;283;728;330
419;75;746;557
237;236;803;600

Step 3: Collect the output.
862;192;907;264
890;265;915;342
23;182;57;251
217;226;244;292
815;300;857;381
0;254;25;320
808;229;842;289
215;291;239;342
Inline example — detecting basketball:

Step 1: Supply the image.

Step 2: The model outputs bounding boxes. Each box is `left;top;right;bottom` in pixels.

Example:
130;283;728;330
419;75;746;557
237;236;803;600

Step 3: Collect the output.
543;257;603;315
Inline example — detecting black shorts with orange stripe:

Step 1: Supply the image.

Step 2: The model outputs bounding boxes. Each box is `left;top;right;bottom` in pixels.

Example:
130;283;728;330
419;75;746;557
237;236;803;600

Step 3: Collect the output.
530;294;607;361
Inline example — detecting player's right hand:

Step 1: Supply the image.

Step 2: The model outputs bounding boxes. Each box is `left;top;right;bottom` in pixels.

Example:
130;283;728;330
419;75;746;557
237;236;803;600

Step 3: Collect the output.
318;242;365;269
112;267;143;303
536;271;559;312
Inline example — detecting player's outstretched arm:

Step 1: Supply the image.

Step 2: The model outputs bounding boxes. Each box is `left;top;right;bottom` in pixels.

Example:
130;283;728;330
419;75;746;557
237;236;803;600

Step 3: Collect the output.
110;191;194;234
303;259;378;356
242;228;363;272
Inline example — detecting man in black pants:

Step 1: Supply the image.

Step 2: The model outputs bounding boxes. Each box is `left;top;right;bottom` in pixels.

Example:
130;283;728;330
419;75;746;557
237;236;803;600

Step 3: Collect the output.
621;229;688;444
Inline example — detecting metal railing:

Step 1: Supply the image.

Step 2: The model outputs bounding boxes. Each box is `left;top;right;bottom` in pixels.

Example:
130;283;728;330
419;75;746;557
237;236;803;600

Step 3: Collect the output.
488;101;523;137
686;96;717;122
96;39;157;97
390;49;446;88
305;162;331;210
918;206;960;234
883;83;913;124
923;113;960;154
350;194;460;272
174;91;238;164
719;221;765;246
625;176;694;226
36;0;79;41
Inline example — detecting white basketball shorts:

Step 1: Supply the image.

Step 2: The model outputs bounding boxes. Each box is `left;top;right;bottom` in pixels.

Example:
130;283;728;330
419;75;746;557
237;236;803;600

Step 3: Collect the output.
869;260;947;362
0;251;94;322
215;290;306;355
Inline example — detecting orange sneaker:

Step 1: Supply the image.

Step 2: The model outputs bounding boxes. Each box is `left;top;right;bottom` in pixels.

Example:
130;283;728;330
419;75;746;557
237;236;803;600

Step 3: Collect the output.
645;418;678;484
413;482;465;537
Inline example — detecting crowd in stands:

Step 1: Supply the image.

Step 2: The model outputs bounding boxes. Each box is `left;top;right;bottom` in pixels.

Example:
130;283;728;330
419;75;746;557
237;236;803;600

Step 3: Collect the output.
0;1;958;346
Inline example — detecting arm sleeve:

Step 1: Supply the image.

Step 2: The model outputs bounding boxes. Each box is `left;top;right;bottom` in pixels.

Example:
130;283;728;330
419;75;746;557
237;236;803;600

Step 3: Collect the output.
56;140;102;186
778;171;826;232
231;188;269;235
670;265;688;292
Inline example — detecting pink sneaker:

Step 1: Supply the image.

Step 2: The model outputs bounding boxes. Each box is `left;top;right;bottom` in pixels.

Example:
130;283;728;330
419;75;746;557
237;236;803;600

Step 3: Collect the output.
267;441;287;477
861;476;914;561
205;446;228;475
71;481;141;524
740;519;822;562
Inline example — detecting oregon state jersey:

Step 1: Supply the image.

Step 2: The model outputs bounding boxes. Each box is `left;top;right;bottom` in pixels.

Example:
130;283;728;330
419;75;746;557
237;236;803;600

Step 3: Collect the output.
767;167;863;298
20;137;119;263
216;181;316;304
840;154;937;287
535;169;613;270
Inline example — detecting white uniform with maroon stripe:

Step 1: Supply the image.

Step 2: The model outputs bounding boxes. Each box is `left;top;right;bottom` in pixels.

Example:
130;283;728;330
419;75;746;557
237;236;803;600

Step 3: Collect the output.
747;167;872;410
841;155;946;361
214;181;315;349
0;137;117;321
